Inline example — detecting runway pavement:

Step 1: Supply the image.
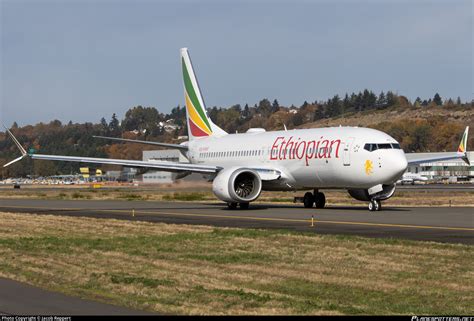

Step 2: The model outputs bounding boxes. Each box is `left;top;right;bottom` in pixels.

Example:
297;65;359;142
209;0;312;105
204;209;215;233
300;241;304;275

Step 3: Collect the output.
0;278;152;315
0;199;473;244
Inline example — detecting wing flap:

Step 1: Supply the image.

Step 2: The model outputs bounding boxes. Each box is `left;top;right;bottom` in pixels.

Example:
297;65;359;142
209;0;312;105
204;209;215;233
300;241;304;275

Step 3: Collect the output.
29;154;218;174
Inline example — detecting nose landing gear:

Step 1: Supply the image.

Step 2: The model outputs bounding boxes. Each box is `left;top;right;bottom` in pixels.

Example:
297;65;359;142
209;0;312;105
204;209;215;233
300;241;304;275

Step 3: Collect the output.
368;199;381;211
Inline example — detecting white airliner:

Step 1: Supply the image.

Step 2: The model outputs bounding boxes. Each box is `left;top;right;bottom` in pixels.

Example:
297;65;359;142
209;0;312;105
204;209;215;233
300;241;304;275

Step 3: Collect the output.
3;48;470;211
398;172;429;185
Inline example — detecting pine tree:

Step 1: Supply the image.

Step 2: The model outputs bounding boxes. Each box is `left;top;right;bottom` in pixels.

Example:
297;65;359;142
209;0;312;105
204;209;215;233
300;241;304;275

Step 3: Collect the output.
314;106;324;120
386;91;396;107
272;99;280;113
109;113;120;136
242;104;250;119
377;91;386;108
433;93;442;106
414;97;422;107
343;93;351;111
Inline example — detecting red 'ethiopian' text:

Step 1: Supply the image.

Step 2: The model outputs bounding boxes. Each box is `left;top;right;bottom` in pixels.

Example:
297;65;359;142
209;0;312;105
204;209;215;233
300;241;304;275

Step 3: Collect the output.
270;136;341;166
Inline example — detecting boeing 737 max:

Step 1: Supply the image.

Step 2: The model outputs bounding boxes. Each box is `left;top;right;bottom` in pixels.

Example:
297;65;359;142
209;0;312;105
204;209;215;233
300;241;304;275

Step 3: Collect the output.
3;48;470;211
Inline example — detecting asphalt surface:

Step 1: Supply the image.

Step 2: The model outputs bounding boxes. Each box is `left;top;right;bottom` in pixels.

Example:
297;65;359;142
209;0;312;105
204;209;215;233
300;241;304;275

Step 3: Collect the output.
0;199;472;315
0;278;152;315
0;199;473;244
396;184;474;191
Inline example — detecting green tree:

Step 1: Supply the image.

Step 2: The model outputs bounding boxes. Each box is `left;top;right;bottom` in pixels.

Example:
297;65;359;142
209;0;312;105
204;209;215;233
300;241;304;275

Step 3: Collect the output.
100;117;109;135
109;113;120;137
292;112;304;126
257;99;272;116
433;93;442;106
386;91;397;107
377;92;386;108
314;106;324;120
410;125;432;152
271;99;280;113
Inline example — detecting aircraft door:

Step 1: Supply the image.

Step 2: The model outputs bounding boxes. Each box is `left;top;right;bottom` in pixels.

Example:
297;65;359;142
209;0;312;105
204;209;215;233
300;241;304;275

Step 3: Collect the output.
343;137;355;166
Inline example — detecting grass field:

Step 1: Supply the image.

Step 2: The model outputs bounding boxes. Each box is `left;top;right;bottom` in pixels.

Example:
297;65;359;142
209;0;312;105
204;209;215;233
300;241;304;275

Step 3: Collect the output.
0;211;472;315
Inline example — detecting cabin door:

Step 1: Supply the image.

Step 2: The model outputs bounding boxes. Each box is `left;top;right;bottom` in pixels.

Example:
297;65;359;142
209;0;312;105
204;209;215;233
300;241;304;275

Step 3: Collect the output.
343;137;355;166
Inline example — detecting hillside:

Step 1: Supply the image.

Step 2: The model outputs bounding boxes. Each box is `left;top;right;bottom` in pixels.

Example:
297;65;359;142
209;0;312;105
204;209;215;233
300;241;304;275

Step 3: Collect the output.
1;91;473;177
300;106;473;129
299;106;473;153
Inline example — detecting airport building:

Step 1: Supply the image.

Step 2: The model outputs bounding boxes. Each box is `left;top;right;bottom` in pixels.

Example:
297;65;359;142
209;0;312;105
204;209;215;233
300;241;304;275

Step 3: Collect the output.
405;151;474;181
142;149;188;184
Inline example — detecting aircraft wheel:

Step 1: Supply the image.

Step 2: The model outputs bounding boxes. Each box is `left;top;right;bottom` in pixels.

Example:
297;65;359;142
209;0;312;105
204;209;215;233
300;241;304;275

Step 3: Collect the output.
227;202;238;209
239;202;249;209
369;200;381;211
315;192;326;208
368;200;375;211
303;192;314;208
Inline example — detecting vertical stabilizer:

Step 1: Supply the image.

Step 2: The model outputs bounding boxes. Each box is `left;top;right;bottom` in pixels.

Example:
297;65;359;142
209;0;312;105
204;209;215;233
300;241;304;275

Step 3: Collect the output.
457;126;469;154
180;48;227;140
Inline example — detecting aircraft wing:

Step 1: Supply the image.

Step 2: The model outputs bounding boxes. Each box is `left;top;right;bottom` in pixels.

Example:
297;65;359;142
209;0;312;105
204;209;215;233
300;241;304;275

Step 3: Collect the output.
406;153;468;165
93;135;188;150
406;126;469;165
2;127;217;174
26;154;218;173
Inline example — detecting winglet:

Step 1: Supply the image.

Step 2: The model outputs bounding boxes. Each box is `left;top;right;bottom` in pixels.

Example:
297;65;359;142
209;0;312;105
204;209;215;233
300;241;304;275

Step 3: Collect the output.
2;124;28;168
457;126;469;165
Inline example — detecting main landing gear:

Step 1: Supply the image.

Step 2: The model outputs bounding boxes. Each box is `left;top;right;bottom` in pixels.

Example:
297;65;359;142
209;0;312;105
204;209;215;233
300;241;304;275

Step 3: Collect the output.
227;202;249;210
368;199;382;211
303;190;326;209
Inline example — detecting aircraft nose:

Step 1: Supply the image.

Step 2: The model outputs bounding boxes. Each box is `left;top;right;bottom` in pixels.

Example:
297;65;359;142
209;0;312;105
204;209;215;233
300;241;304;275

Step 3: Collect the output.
386;152;408;182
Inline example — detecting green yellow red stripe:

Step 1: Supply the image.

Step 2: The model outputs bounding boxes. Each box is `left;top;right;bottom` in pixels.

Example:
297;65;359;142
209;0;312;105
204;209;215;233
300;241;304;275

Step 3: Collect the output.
185;92;212;135
182;57;212;134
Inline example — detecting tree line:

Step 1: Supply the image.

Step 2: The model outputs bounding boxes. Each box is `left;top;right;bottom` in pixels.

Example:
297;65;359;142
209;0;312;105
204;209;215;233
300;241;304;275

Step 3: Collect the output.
1;90;472;178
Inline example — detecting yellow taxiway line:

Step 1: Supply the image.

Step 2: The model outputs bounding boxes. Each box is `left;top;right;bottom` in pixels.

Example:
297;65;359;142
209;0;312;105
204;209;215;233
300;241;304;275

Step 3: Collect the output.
2;205;474;232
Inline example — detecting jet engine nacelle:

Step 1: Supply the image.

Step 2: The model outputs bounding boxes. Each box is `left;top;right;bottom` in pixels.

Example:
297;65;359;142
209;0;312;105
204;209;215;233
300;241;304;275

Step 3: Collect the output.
212;167;262;203
347;184;396;201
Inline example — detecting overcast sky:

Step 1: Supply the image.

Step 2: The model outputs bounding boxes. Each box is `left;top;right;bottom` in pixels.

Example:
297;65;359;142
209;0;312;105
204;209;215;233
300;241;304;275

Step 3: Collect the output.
1;0;472;126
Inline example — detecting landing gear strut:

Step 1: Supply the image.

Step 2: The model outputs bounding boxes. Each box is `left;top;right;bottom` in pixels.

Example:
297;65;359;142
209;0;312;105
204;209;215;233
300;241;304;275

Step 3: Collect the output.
227;202;250;210
239;202;249;209
302;190;326;209
227;202;238;209
368;199;381;211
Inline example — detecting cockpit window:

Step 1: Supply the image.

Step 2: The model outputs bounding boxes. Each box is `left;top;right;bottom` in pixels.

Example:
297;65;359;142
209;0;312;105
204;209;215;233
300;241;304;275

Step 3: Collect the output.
377;143;392;149
391;143;401;149
364;143;401;152
363;143;378;152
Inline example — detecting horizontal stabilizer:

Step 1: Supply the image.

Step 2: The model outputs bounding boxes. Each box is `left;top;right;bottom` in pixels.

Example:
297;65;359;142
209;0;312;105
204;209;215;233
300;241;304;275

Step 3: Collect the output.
3;155;27;168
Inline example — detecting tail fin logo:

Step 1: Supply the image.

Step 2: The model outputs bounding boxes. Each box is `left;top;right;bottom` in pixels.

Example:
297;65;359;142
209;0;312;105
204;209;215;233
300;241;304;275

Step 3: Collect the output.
458;126;469;153
182;57;212;137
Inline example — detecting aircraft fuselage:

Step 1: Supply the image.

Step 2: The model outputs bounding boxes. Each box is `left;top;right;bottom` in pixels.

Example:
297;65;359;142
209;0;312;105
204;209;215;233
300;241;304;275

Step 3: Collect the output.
188;126;408;190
